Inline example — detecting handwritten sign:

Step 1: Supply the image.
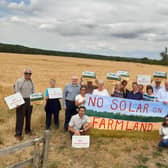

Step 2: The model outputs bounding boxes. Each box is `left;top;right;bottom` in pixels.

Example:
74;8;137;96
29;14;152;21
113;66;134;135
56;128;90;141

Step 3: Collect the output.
153;72;167;79
48;88;63;99
4;92;25;110
137;75;151;85
116;71;129;77
30;93;44;102
72;135;90;148
85;94;168;132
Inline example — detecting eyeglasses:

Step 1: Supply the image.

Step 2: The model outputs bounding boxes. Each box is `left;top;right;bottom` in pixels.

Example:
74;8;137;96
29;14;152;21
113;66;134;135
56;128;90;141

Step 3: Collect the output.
24;73;32;75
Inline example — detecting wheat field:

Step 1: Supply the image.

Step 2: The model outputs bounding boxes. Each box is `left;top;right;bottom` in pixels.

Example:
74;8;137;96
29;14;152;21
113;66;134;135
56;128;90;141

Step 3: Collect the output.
0;53;168;168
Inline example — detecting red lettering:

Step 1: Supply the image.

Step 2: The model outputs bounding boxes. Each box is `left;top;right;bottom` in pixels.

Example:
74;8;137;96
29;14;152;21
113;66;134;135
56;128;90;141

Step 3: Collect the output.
143;104;149;113
136;104;142;113
111;99;118;110
99;119;106;129
114;120;124;130
97;97;104;108
140;123;148;132
129;102;135;112
107;119;114;129
88;97;96;106
133;122;139;131
125;121;133;131
147;123;153;132
120;100;126;111
92;117;99;128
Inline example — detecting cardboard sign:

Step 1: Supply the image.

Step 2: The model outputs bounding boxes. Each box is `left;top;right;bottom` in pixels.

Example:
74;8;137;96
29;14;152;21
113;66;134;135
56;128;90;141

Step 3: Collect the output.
107;73;121;81
137;75;151;85
82;71;96;79
116;71;129;77
72;135;90;148
4;92;25;110
30;93;44;102
153;72;167;79
48;88;63;99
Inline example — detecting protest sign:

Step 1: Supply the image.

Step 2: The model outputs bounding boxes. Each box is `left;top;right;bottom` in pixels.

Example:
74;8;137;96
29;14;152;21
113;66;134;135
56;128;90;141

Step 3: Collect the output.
4;92;25;110
85;94;168;132
82;71;96;79
107;73;121;81
116;71;130;77
72;135;90;148
153;72;167;79
48;88;63;99
30;93;44;104
137;75;151;85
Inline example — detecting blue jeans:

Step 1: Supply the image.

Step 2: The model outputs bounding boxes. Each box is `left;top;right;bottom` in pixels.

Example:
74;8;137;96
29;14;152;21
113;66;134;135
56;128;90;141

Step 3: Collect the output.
158;139;168;147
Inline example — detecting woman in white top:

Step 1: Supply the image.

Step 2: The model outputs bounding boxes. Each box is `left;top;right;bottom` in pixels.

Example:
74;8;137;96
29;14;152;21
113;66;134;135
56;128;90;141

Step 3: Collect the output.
92;80;109;96
75;86;87;107
158;115;168;147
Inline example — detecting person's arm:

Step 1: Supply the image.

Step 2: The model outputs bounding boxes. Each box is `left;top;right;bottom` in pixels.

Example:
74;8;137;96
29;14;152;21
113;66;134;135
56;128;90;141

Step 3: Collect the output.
75;95;85;106
32;80;35;93
68;117;80;135
14;79;21;93
105;89;110;97
159;127;164;138
45;89;49;100
63;85;68;109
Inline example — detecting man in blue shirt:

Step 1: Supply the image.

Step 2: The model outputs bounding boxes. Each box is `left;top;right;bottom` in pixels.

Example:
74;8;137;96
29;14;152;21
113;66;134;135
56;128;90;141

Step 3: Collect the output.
63;76;80;131
127;82;143;100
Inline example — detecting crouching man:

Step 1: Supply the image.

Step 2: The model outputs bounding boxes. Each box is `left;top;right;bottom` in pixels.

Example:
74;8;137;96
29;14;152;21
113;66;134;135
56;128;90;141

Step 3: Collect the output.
68;106;91;136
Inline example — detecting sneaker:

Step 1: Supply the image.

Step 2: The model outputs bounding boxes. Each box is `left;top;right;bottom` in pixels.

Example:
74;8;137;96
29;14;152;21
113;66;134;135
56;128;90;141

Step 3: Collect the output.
15;135;23;141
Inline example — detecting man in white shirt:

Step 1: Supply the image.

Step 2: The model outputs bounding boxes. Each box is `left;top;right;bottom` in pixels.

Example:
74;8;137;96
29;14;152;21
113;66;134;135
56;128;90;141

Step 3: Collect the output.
92;80;109;96
158;81;168;104
153;80;163;98
68;106;90;136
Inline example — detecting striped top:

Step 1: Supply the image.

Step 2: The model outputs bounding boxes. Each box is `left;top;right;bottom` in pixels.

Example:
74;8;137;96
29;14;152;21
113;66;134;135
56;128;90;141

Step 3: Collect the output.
143;93;157;102
111;91;124;98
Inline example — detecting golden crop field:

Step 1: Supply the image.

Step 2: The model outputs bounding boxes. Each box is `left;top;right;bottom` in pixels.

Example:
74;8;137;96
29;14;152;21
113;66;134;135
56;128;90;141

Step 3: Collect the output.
0;53;168;168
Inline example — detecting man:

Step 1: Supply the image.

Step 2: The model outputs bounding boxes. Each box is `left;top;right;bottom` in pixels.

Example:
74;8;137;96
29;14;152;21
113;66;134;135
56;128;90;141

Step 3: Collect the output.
14;69;35;140
63;76;80;131
157;81;168;104
85;81;97;94
92;80;109;96
68;106;90;136
127;82;143;100
152;79;163;98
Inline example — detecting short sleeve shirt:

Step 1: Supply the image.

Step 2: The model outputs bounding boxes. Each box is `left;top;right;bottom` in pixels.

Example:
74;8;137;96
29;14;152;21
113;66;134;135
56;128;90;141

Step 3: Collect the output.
69;114;90;130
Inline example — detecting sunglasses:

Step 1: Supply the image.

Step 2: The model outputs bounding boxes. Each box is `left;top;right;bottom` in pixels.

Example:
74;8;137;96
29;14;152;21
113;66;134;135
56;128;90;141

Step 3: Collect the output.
24;73;32;75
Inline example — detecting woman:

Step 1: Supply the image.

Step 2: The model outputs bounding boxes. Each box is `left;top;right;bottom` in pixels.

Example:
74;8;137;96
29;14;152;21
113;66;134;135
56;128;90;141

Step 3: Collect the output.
92;80;109;96
111;83;124;98
75;86;87;107
143;85;157;102
45;79;61;129
120;80;129;98
159;115;168;148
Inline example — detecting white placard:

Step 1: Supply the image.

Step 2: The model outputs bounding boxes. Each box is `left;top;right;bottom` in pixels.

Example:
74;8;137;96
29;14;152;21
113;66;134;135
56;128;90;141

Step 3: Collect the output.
82;71;96;78
72;135;90;148
4;92;25;110
48;88;63;99
137;75;151;85
116;71;129;77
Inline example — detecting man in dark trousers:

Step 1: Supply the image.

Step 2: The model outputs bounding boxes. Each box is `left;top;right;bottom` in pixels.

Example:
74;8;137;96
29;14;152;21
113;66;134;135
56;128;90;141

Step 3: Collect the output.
14;69;35;140
63;76;80;131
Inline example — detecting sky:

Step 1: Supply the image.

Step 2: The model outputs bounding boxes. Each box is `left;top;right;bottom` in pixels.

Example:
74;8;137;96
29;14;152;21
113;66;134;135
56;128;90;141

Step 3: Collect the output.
0;0;168;59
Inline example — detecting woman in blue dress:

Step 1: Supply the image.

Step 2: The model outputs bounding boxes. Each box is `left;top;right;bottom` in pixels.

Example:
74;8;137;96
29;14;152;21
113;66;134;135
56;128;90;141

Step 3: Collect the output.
45;79;61;130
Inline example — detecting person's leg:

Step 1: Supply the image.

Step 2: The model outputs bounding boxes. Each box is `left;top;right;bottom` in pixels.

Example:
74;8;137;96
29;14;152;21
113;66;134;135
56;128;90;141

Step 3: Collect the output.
46;112;52;130
25;100;33;134
15;105;25;137
53;110;60;128
72;102;77;116
159;139;168;147
64;101;71;131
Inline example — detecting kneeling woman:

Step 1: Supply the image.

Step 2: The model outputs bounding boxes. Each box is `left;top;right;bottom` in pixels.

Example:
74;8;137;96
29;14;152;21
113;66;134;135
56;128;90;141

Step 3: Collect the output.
159;115;168;147
45;79;61;130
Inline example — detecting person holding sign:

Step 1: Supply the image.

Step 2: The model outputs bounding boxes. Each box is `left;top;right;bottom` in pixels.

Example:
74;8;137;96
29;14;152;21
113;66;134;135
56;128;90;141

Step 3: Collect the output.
111;83;124;98
63;76;80;131
152;79;163;98
92;80;109;96
120;80;129;98
75;86;87;107
45;79;61;129
14;69;35;140
127;82;143;100
159;115;168;148
68;106;90;136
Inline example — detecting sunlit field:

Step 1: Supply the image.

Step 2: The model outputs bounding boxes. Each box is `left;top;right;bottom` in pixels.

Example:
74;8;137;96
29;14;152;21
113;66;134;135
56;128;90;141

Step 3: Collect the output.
0;53;168;168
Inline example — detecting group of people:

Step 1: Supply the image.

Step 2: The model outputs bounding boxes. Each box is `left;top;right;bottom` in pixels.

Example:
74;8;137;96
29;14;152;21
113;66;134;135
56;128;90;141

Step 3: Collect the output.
13;69;168;148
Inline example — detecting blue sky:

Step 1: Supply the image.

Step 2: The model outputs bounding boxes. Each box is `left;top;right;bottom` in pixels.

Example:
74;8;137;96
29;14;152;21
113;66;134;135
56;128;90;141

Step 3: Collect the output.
0;0;168;60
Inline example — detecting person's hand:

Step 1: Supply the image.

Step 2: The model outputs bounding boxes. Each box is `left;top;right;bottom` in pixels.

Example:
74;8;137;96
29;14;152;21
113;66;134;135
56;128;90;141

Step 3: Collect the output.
64;107;66;111
82;100;86;104
74;130;80;135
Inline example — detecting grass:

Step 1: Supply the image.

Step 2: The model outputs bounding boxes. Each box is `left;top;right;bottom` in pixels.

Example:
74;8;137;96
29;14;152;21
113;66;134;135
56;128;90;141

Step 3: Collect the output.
0;53;168;168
